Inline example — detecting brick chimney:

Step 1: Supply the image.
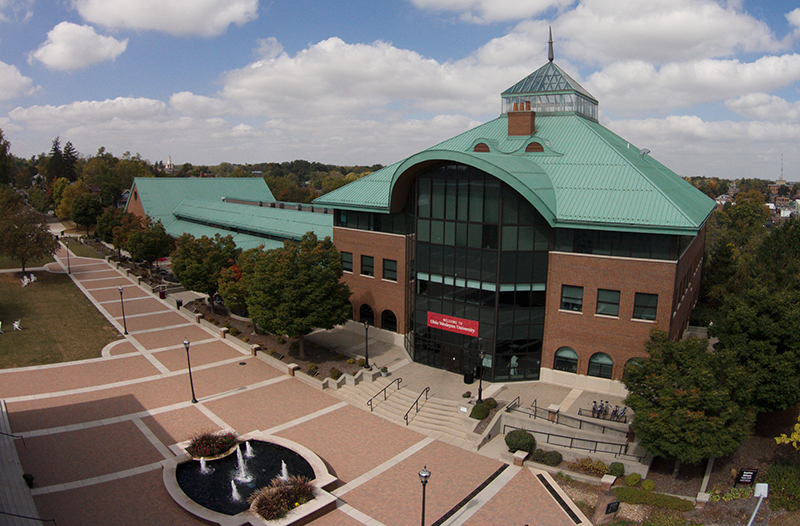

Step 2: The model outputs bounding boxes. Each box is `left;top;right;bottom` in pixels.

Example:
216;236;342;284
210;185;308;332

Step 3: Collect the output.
508;100;535;136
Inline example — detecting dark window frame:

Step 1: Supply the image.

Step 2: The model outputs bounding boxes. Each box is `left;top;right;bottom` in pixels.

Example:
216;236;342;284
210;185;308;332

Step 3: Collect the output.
383;259;398;281
341;252;353;273
560;285;583;312
361;255;374;277
596;289;620;317
633;292;658;321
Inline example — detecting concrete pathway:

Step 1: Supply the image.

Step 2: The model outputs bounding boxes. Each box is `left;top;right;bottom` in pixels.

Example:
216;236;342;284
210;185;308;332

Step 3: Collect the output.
0;247;592;526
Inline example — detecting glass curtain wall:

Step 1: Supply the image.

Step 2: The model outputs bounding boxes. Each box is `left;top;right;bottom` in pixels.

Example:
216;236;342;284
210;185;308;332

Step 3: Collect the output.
405;163;551;381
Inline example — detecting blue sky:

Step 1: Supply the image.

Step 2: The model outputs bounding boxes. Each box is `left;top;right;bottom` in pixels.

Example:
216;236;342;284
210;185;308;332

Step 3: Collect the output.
1;0;799;181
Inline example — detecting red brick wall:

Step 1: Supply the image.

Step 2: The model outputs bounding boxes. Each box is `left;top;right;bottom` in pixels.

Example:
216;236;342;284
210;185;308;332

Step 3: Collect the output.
669;228;706;339
542;252;677;379
126;183;146;219
333;226;407;333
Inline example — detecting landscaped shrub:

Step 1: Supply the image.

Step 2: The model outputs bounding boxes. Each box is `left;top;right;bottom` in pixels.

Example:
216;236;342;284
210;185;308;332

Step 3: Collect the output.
242;336;249;343
544;450;563;466
307;363;317;372
277;336;286;344
185;429;239;458
625;473;642;487
462;391;471;398
228;326;240;337
267;348;277;356
609;462;625;478
484;398;498;409
470;403;490;420
531;448;547;463
505;429;536;453
574;457;610;477
764;462;800;511
249;476;315;521
641;479;655;492
357;358;366;367
329;368;343;380
612;487;693;511
346;358;355;365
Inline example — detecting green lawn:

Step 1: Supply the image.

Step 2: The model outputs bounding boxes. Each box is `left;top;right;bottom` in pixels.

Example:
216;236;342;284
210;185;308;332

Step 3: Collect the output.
64;239;104;259
0;271;120;368
0;255;55;270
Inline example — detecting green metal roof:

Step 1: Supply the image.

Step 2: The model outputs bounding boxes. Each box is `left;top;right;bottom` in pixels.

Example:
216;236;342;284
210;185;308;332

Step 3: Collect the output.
314;113;715;235
172;198;332;241
165;220;285;251
126;177;275;230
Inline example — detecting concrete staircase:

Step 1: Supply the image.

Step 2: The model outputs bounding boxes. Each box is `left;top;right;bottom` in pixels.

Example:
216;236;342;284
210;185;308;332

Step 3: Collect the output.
336;378;473;446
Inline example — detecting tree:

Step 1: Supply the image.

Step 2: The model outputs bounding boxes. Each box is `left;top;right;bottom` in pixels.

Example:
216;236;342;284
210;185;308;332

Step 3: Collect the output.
217;247;265;315
712;285;800;413
170;233;240;312
71;193;103;234
111;212;144;257
62;141;78;181
246;233;351;359
126;219;173;266
52;177;70;212
55;181;89;220
623;330;754;465
0;129;12;186
27;185;52;214
0;187;59;273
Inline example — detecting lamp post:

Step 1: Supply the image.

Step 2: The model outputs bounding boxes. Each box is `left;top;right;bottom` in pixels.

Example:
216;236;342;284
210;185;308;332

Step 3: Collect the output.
477;347;485;404
363;318;370;369
419;465;431;526
183;338;198;403
66;240;71;274
118;286;128;335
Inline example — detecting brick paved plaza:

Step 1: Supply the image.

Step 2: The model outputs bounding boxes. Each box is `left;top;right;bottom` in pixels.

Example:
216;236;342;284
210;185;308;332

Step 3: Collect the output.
0;245;590;526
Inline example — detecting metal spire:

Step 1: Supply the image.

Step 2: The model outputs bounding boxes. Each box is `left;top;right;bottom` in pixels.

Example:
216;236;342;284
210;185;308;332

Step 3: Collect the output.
548;27;554;62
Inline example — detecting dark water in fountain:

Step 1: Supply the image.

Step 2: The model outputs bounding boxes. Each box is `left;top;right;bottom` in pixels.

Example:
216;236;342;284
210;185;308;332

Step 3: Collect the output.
176;440;315;516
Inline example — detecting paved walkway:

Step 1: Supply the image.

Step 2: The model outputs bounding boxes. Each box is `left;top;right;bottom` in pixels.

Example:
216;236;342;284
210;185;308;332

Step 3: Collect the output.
0;243;592;526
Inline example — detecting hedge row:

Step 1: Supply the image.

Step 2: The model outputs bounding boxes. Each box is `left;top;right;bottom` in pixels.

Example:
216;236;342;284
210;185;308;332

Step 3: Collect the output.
612;487;693;511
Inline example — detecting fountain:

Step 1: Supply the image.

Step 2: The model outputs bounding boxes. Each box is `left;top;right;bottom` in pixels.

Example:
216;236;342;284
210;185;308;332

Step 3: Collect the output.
174;439;317;517
245;441;255;458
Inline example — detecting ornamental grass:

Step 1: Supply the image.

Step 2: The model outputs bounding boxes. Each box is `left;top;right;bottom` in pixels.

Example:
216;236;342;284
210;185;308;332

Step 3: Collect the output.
249;476;315;521
185;429;239;458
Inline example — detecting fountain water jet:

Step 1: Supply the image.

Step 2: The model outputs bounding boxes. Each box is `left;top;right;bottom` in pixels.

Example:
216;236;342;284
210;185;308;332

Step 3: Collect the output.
235;445;253;483
245;441;255;458
200;457;213;475
280;460;289;481
231;480;241;502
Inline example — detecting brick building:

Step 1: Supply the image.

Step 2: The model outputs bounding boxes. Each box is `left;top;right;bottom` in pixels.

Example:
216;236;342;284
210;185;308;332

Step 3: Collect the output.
314;41;715;388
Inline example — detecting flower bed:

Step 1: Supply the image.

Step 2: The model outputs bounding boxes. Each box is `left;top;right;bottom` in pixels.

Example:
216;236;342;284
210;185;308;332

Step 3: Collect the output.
185;430;239;459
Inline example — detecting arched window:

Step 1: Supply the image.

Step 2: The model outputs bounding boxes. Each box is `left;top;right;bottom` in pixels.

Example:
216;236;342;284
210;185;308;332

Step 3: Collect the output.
473;143;490;153
553;347;578;373
381;309;397;332
359;304;374;326
588;352;614;379
525;142;544;153
623;358;642;378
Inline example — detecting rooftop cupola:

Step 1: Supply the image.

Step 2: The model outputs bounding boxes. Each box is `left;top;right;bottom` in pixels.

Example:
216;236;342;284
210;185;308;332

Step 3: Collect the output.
502;28;598;125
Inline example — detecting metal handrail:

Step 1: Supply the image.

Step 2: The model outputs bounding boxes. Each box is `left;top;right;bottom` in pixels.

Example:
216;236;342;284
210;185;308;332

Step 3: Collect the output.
507;396;521;411
0;430;26;449
502;423;644;461
577;407;628;423
508;405;626;438
366;377;402;412
403;387;430;426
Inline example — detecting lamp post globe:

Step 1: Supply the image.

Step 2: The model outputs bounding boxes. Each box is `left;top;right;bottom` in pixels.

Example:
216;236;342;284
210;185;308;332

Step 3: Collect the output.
418;466;431;526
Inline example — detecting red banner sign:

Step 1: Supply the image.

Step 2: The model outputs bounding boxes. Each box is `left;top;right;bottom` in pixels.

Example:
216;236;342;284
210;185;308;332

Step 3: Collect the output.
427;312;479;337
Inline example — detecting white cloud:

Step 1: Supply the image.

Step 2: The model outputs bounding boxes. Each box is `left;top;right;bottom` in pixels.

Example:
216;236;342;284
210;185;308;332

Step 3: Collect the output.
788;8;800;36
72;0;258;37
0;0;33;22
726;93;800;122
0;60;36;100
9;97;167;130
410;0;571;23
170;92;228;118
30;22;127;71
587;54;800;114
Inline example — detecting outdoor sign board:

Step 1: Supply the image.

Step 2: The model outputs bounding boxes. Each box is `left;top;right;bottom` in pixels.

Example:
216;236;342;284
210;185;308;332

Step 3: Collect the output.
734;469;757;487
605;501;620;515
426;312;479;336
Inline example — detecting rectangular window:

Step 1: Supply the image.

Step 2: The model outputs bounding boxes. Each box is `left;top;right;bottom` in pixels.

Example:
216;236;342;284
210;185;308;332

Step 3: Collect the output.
596;289;620;317
341;252;353;272
561;285;583;312
383;259;397;281
361;255;374;277
633;292;658;321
